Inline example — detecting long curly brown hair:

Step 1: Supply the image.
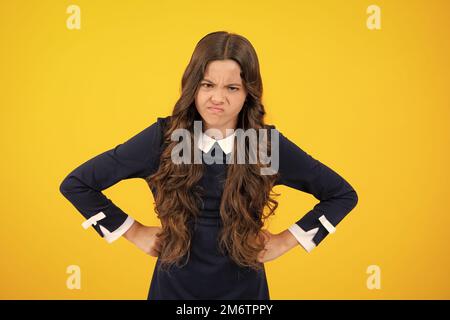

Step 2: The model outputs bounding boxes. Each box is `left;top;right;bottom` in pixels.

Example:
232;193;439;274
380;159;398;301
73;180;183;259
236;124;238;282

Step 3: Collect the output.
146;31;280;272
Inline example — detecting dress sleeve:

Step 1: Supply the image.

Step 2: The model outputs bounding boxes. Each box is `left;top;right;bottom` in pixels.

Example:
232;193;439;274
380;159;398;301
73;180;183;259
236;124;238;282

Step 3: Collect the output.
59;116;168;243
272;126;359;251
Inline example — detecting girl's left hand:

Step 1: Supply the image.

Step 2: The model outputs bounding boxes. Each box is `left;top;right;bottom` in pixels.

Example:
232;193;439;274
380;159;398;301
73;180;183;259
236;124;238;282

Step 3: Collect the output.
256;229;298;263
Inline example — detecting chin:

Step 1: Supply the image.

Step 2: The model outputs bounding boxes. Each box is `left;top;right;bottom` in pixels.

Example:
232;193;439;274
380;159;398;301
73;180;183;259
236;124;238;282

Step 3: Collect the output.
202;114;221;125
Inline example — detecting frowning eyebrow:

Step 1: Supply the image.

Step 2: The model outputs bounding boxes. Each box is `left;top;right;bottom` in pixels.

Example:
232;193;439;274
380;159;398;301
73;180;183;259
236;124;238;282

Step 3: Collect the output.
201;78;242;87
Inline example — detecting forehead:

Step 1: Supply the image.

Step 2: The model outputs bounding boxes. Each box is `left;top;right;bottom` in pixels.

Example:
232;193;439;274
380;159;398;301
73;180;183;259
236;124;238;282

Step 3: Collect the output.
204;59;242;82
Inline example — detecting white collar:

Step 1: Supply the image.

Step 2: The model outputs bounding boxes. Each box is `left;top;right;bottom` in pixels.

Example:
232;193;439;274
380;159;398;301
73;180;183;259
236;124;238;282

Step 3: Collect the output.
197;131;235;155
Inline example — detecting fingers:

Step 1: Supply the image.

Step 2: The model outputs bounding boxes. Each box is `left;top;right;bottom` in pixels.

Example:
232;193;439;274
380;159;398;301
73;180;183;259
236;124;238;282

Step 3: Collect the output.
257;248;267;263
258;230;271;244
149;237;162;257
150;248;160;257
148;242;160;257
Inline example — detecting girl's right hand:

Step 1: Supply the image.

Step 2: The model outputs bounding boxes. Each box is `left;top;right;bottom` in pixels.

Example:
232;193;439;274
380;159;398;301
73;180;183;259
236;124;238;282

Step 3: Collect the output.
123;220;163;257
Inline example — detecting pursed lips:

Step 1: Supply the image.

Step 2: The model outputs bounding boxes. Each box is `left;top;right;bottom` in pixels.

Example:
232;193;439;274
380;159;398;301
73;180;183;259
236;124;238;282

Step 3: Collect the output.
207;106;224;112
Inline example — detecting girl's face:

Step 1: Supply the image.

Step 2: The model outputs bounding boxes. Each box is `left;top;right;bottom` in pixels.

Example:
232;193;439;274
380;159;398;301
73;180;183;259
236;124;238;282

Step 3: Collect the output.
195;59;247;137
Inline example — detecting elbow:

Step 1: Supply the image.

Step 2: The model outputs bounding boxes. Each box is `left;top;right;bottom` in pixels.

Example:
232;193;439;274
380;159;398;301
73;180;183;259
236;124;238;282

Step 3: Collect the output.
59;175;74;198
350;189;358;210
340;181;359;211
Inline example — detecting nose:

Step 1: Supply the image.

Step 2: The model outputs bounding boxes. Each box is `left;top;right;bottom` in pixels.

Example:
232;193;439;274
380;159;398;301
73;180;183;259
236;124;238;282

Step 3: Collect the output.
211;88;225;104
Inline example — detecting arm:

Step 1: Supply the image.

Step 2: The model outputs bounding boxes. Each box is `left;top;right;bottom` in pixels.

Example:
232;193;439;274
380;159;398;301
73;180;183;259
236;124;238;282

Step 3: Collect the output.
59;116;168;243
274;127;359;253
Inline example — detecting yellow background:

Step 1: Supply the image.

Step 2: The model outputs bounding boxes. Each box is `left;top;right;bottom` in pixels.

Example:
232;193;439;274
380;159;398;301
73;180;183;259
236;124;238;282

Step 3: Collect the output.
1;0;449;299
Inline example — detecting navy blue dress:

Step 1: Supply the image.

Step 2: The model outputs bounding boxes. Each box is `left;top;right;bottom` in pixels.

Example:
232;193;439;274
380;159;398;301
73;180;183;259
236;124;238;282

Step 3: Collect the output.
59;115;358;300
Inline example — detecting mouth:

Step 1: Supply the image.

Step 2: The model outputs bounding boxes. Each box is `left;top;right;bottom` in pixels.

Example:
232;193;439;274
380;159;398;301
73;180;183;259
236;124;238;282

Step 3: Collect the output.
207;106;224;113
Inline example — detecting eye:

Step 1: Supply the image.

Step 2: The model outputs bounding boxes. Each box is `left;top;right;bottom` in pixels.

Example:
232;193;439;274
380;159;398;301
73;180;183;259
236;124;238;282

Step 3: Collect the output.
228;87;239;92
201;83;213;88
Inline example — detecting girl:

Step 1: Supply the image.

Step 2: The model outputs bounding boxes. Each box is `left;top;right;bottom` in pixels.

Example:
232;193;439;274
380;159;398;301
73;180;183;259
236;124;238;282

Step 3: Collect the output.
59;31;358;300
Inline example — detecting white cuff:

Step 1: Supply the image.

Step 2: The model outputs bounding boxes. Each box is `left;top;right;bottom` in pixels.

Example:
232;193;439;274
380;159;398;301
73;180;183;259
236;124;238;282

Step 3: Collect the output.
287;224;319;253
318;215;336;234
81;212;106;229
99;216;135;244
